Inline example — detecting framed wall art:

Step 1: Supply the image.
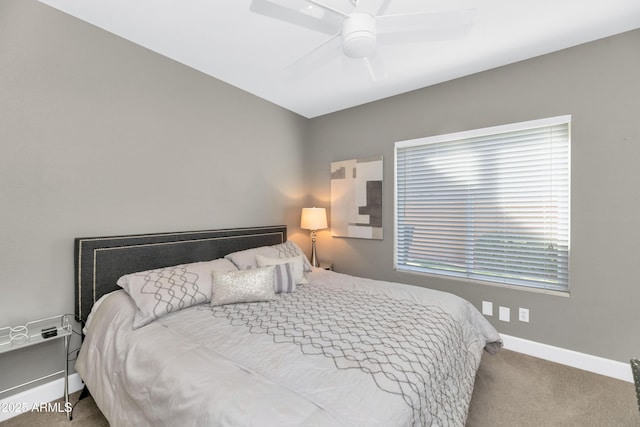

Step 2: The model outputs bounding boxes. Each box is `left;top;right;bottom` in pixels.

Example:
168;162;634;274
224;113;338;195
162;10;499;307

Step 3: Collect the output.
330;155;383;240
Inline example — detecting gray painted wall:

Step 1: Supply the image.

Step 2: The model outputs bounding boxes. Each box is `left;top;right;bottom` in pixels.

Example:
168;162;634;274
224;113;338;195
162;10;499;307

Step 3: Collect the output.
307;29;640;363
0;0;308;394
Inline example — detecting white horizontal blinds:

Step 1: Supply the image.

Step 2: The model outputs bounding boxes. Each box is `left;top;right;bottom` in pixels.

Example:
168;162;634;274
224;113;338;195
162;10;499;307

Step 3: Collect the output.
395;117;570;291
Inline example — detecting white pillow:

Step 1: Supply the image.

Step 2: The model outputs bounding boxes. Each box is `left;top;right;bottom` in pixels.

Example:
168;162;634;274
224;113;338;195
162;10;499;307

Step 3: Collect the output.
117;258;238;329
225;241;312;272
256;254;308;285
211;266;275;306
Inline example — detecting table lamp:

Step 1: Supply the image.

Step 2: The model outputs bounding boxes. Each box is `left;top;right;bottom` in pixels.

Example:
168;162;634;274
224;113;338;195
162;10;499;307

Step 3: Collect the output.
300;207;328;267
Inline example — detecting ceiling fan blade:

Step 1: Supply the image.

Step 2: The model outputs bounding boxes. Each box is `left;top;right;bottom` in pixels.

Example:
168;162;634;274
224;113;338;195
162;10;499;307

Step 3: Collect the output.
375;0;392;16
363;54;387;82
377;8;476;34
340;52;387;82
285;32;342;78
306;0;351;17
377;24;473;45
250;0;343;36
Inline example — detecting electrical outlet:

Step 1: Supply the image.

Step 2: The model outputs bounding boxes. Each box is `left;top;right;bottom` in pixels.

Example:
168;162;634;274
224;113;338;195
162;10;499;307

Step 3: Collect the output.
482;301;493;316
519;307;530;323
499;306;510;322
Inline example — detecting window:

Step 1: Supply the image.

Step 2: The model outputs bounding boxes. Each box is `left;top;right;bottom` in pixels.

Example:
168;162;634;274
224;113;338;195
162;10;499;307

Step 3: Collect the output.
395;116;570;292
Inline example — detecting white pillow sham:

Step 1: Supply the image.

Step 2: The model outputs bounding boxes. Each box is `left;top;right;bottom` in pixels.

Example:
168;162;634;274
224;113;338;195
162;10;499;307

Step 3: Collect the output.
224;241;312;272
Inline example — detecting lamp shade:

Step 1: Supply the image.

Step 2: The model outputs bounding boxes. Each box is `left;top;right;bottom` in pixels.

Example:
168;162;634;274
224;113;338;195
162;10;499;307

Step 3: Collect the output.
300;207;327;231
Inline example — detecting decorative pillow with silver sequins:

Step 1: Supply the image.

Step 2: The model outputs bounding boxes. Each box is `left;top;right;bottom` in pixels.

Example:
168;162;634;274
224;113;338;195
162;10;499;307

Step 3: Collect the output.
211;266;276;306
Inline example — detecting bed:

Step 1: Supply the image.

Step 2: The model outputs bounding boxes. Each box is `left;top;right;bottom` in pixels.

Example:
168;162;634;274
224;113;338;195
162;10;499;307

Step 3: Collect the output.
74;225;501;427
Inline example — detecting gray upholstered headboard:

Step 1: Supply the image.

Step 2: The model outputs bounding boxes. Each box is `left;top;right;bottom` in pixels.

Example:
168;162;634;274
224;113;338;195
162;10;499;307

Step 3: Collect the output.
74;225;287;324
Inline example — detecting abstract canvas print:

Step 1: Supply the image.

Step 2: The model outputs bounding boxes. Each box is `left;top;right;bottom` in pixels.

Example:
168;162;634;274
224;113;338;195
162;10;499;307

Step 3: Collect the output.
330;156;383;239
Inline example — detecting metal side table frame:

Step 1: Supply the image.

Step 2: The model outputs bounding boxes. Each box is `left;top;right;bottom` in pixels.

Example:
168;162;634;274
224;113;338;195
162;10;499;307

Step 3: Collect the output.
0;315;72;420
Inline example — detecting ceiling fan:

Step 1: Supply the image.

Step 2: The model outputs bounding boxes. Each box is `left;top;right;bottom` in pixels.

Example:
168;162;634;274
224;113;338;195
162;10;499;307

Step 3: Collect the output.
250;0;476;80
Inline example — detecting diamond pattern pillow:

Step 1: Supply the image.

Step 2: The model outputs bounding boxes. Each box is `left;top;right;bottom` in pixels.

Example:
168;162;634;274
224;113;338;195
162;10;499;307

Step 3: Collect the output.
117;258;237;329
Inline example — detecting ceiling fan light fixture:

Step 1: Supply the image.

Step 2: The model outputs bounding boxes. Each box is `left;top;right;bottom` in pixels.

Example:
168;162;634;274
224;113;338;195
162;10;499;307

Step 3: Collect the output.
342;12;376;59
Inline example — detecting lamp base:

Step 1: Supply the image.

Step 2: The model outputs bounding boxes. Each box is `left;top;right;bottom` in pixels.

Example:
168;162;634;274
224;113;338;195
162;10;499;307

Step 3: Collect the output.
310;230;319;267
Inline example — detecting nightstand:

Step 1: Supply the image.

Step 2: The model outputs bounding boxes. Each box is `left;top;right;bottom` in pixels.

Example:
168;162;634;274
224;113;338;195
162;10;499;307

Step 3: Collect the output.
0;315;72;419
318;261;333;271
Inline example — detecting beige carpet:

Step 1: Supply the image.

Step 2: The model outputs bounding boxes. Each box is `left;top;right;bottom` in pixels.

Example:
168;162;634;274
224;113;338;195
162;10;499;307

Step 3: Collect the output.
2;349;638;426
467;350;638;426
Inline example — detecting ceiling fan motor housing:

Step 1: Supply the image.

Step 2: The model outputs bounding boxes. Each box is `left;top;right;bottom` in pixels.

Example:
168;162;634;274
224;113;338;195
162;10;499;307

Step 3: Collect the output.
342;13;376;58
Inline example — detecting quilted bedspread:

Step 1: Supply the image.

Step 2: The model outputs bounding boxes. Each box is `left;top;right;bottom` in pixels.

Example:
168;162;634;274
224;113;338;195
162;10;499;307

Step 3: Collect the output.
76;269;501;427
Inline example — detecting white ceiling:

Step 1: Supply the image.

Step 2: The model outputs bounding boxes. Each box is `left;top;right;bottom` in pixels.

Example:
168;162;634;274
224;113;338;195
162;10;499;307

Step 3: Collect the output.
39;0;640;118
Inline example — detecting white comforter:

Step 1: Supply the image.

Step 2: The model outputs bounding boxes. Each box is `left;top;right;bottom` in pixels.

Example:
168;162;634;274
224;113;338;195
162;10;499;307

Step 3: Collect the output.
75;269;501;427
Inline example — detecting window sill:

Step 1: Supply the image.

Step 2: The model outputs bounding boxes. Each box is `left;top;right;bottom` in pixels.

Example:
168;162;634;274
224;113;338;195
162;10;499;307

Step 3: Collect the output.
394;267;571;298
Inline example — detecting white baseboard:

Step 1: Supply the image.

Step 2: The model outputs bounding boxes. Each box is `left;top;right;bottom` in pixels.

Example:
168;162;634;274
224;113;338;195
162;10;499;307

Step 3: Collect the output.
0;373;84;422
501;334;633;383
